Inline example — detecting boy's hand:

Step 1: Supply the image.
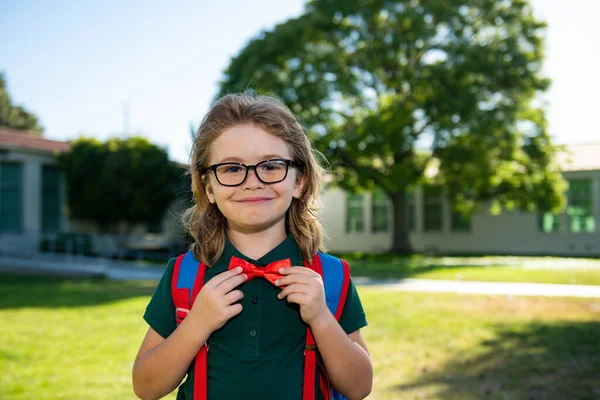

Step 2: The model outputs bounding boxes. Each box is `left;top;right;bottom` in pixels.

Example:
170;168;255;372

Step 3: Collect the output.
275;267;330;326
188;267;247;335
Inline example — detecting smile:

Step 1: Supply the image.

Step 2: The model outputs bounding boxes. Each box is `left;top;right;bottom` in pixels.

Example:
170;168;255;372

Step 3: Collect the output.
236;197;273;203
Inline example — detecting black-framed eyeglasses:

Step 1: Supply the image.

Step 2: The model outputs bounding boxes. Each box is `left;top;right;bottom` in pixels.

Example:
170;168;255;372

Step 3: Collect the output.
203;158;298;187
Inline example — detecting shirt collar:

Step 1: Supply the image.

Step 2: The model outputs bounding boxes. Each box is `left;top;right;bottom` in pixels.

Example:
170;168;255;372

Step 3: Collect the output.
212;233;304;273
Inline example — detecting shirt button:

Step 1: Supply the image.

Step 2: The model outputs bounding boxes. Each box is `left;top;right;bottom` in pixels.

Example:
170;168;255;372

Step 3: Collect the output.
249;329;257;337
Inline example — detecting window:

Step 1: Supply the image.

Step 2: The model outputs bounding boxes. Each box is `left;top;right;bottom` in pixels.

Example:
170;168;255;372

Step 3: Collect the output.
0;162;23;233
451;209;471;232
567;179;595;232
41;165;62;233
406;189;416;232
346;193;364;233
371;191;389;232
538;212;560;233
423;185;443;232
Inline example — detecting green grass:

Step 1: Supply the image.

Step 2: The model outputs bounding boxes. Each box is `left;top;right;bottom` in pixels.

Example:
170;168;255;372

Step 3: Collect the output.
1;274;599;399
362;288;600;399
336;254;600;285
129;253;600;285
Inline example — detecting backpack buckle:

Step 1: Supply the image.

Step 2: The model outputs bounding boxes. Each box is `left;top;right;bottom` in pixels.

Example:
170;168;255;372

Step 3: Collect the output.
304;344;317;352
175;307;190;324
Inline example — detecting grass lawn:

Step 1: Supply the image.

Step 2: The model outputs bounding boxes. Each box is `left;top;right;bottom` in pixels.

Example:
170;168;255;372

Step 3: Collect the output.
337;254;600;285
126;253;600;285
1;274;599;399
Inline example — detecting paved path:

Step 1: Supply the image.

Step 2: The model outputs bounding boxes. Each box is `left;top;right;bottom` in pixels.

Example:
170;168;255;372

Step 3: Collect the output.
2;255;600;298
353;277;600;298
0;254;166;280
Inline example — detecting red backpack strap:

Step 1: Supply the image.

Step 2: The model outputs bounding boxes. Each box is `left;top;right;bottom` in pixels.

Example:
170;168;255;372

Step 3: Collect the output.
172;254;190;323
302;252;351;400
170;252;208;400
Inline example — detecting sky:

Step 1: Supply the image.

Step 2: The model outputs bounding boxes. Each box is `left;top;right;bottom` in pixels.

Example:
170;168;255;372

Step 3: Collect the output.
1;0;598;164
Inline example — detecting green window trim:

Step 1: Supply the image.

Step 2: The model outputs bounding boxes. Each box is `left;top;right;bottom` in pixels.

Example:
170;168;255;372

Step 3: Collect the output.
41;165;62;233
423;185;443;232
346;193;364;233
0;161;23;233
567;179;595;233
538;212;560;233
371;191;389;233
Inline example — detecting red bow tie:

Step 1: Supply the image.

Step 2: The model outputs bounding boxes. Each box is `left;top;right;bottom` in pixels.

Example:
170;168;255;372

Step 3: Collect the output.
228;256;292;285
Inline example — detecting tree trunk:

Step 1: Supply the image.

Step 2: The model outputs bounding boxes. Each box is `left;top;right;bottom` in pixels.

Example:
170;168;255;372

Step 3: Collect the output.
390;189;413;254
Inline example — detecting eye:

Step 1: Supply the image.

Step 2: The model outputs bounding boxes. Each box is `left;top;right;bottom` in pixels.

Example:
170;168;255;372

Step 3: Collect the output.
220;165;244;174
260;161;284;171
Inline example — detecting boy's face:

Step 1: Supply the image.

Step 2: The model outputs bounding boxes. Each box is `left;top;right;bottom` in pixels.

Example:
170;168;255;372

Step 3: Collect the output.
204;124;303;234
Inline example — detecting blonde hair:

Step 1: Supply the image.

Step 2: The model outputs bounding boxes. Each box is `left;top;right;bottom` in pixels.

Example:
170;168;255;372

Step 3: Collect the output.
182;92;327;266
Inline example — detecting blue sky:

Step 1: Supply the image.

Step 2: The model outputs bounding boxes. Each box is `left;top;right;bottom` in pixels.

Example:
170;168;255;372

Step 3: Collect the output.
1;0;598;164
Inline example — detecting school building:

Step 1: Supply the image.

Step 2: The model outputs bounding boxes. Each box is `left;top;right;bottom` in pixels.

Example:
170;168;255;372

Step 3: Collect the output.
0;127;187;257
320;143;600;257
1;126;599;258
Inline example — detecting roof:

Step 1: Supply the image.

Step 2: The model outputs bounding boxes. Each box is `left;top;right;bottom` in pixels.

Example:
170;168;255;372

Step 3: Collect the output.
556;143;600;172
0;127;70;154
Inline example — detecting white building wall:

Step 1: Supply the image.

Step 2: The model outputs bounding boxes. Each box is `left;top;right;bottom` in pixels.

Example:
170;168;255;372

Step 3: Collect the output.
320;188;392;252
0;149;59;253
23;159;42;234
321;170;600;257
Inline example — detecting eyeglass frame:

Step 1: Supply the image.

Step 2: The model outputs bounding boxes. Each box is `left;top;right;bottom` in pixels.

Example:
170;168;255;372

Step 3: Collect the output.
200;158;300;187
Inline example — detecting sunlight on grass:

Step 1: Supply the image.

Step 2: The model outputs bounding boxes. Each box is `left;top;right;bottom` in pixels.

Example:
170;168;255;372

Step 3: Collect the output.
345;257;600;285
1;275;599;399
359;288;600;399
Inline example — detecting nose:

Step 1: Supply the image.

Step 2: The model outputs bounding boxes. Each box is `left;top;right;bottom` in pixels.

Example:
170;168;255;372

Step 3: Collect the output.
241;167;264;189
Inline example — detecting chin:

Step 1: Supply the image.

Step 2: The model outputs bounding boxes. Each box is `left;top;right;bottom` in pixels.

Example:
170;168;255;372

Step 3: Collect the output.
232;215;286;232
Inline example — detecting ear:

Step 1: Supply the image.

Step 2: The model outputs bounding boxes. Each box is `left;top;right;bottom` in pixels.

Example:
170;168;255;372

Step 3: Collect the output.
292;172;305;199
204;179;216;204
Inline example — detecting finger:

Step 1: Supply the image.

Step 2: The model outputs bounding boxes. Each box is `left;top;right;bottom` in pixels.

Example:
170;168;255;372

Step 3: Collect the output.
278;266;317;276
278;283;308;300
207;267;243;287
285;293;305;305
226;303;243;318
223;289;244;305
275;273;311;287
216;273;248;294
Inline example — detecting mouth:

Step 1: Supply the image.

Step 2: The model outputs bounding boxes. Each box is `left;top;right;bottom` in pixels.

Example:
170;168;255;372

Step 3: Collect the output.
236;197;273;203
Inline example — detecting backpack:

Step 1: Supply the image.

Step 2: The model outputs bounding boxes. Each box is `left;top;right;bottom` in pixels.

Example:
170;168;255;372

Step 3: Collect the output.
171;250;351;400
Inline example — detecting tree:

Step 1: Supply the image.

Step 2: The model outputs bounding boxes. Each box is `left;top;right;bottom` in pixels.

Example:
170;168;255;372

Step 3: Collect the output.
0;73;43;134
57;137;182;234
217;0;566;253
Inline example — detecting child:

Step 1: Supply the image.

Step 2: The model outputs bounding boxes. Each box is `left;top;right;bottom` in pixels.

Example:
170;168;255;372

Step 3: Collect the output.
132;93;373;400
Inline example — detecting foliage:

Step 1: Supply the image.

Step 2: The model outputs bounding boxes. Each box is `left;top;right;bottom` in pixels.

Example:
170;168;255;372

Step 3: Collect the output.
57;136;182;232
0;72;43;133
217;0;567;251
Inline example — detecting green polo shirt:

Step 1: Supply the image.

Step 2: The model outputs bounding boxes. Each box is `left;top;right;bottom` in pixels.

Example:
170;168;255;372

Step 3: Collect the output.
143;234;367;400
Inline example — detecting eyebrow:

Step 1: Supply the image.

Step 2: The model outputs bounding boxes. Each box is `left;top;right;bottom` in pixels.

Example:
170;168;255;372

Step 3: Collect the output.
215;154;287;164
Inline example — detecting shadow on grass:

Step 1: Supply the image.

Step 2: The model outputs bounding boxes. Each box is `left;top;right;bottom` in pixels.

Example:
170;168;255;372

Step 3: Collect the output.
0;273;157;309
393;321;600;399
349;262;476;280
331;252;505;280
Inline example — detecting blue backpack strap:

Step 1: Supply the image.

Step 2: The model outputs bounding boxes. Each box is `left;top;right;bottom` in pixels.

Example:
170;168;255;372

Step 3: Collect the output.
171;251;209;399
317;251;351;320
311;252;352;400
172;251;205;324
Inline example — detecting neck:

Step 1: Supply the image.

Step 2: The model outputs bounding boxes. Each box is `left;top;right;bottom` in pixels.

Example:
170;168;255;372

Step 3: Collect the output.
227;221;288;260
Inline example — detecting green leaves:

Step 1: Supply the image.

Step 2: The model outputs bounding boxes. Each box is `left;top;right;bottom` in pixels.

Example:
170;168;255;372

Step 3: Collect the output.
218;0;565;251
57;137;181;231
0;73;43;134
